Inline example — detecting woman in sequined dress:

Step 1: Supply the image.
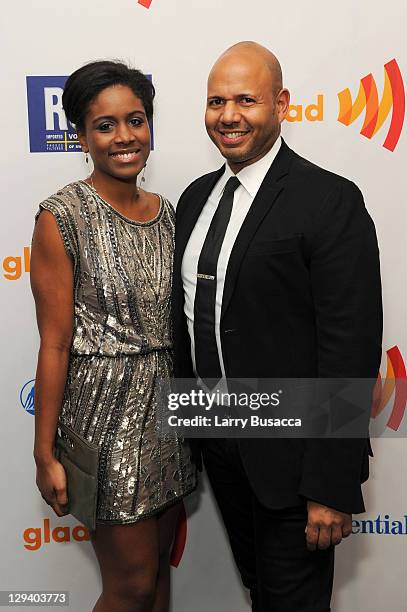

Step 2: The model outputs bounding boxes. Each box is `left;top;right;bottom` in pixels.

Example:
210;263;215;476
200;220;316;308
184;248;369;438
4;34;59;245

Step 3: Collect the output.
31;61;196;612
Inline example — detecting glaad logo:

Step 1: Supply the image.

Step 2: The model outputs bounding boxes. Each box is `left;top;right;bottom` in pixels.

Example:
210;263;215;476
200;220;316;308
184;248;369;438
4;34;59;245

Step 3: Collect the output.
23;518;90;551
353;514;407;535
26;76;81;153
286;95;324;123
371;346;407;431
2;246;30;281
20;380;35;416
337;59;405;152
287;60;405;151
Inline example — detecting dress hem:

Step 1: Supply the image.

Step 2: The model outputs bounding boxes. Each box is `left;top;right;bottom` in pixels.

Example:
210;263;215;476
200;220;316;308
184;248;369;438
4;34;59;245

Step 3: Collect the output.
95;482;197;526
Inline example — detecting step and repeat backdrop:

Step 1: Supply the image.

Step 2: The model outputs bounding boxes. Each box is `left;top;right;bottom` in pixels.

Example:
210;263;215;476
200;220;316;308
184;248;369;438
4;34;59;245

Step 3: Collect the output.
0;0;406;610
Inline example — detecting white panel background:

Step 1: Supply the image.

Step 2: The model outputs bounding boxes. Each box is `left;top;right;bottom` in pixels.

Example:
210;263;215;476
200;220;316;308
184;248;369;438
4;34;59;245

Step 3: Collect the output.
0;1;405;610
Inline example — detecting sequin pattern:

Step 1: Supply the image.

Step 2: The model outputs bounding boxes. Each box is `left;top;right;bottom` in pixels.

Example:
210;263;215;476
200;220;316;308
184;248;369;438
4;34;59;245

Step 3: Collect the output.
36;181;196;524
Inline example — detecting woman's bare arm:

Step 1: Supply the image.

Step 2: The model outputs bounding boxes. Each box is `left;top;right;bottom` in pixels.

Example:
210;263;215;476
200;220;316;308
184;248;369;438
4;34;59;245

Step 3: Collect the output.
31;209;74;515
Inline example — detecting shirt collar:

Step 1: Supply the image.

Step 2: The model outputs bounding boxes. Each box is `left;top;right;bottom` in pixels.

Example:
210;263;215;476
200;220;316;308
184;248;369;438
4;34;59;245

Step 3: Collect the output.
235;136;282;198
211;136;282;201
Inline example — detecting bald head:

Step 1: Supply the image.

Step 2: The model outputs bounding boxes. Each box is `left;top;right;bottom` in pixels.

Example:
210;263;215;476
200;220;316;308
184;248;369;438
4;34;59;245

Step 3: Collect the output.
205;40;290;172
210;41;283;96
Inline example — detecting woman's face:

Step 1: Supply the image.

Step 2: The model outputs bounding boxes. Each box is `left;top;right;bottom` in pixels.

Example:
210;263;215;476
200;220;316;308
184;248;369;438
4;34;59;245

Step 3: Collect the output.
78;84;151;183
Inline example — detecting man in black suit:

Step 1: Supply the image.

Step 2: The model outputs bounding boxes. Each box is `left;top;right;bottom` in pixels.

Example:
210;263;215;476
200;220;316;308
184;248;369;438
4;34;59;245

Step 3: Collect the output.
172;41;382;611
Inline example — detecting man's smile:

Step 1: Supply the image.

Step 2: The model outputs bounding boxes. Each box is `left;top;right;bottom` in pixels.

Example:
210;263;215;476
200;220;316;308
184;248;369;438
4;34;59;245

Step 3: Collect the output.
218;130;250;145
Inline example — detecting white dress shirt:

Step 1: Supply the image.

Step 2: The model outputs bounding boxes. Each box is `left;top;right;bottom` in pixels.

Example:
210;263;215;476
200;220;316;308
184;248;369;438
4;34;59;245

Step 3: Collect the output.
181;136;282;383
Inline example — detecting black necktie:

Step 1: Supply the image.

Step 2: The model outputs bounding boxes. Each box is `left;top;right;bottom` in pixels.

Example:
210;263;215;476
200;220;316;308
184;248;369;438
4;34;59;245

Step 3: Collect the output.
194;176;241;386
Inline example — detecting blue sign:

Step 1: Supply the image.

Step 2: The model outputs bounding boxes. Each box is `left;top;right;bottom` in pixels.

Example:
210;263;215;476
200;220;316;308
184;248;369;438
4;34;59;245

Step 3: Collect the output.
26;76;81;153
20;380;35;415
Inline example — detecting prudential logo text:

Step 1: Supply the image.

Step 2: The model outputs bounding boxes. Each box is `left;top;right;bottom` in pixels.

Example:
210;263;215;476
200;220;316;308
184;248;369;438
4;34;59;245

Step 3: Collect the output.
353;514;407;535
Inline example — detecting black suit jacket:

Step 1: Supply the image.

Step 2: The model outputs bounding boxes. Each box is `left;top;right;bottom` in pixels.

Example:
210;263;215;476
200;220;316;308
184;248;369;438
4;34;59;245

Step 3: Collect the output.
172;140;382;514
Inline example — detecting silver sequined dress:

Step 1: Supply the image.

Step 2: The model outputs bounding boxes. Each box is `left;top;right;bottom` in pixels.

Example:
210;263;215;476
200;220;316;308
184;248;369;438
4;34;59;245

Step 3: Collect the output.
36;180;196;524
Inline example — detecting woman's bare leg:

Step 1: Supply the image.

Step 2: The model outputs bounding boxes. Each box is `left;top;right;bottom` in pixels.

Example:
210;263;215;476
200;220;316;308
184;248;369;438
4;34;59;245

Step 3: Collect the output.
152;502;182;612
91;518;160;612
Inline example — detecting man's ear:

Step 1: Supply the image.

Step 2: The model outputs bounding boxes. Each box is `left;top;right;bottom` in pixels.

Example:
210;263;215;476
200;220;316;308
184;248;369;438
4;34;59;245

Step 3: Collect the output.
276;89;290;123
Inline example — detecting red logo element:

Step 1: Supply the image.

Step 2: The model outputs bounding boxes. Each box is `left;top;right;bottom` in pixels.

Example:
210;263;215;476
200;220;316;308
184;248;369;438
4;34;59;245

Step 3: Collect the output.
170;501;187;567
138;0;153;7
372;346;407;430
337;59;405;152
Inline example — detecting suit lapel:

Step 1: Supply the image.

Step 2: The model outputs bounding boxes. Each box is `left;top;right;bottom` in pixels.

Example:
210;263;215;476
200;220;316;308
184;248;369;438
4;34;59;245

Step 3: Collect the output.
174;166;225;274
221;140;294;319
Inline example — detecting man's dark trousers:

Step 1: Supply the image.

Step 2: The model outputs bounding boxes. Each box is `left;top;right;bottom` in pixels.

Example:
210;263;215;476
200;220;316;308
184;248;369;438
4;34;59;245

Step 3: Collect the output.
203;437;334;611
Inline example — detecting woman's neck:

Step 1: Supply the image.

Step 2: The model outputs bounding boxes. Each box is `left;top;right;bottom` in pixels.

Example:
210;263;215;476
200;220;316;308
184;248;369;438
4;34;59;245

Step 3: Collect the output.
88;171;140;207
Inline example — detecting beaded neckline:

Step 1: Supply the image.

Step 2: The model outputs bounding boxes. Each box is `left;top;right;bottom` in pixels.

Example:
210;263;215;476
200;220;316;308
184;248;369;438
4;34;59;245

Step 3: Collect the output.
79;180;164;227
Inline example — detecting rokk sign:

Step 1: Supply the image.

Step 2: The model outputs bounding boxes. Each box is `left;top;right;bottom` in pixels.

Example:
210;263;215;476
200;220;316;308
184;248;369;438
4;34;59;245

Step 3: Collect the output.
26;76;80;153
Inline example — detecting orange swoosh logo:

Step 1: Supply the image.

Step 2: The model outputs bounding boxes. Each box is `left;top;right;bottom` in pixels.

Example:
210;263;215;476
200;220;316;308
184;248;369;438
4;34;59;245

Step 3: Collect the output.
338;59;405;151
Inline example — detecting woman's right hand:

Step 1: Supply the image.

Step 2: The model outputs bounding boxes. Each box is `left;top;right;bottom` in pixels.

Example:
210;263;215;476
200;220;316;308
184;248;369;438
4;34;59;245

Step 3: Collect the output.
35;457;69;517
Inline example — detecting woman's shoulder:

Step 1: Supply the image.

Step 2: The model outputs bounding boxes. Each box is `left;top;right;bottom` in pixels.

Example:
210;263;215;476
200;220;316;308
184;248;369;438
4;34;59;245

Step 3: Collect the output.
35;182;88;259
39;180;88;214
156;193;175;218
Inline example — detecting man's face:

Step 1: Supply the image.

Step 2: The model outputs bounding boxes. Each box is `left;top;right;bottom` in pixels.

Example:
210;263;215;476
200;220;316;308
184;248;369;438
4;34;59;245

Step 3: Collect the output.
205;55;289;172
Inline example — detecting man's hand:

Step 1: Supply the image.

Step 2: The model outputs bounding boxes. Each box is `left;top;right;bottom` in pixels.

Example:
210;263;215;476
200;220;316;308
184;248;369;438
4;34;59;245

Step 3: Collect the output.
305;501;352;551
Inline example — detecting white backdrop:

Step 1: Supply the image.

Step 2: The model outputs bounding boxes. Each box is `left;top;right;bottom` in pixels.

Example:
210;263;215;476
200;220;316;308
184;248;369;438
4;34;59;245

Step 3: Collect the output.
0;1;406;610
